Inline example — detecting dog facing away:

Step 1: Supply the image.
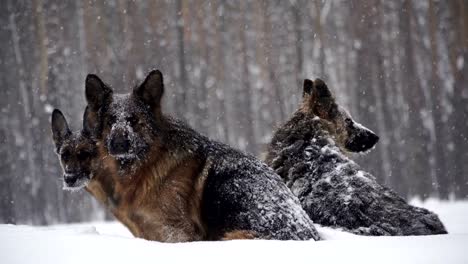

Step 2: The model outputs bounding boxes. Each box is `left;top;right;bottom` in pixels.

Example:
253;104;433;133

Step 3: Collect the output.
265;79;447;236
83;70;320;242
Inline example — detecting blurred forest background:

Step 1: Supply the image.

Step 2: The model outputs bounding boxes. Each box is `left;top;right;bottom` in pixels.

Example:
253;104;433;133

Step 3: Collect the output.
0;0;467;225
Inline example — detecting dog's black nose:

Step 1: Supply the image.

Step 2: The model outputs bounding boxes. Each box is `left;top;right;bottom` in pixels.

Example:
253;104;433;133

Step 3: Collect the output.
109;136;130;155
369;133;379;146
64;174;78;186
345;130;379;153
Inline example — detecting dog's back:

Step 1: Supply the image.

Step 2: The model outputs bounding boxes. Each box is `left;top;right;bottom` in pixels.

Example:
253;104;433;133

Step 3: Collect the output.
154;117;320;240
195;132;319;240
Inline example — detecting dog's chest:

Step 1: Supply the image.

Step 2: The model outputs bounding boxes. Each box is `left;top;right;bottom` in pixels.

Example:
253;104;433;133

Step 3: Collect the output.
111;159;207;242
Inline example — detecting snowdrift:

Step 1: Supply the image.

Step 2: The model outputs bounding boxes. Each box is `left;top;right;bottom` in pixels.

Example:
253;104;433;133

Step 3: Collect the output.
0;199;467;264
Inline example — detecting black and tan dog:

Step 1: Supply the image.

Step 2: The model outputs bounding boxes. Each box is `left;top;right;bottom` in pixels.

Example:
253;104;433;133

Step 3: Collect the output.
54;70;320;242
51;108;138;228
265;79;447;236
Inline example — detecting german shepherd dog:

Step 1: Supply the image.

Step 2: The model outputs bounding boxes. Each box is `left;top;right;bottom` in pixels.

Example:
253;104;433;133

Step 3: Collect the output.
51;108;128;223
82;70;320;242
51;108;102;192
265;79;447;235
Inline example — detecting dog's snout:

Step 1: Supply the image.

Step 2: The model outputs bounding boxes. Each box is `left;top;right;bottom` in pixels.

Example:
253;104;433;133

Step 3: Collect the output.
109;135;130;155
345;129;379;153
64;174;78;186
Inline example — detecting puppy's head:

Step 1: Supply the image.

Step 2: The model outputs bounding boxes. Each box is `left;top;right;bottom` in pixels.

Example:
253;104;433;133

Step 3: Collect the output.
51;108;100;190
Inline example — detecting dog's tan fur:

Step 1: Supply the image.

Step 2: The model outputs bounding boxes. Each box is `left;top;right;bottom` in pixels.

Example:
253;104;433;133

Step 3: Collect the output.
222;230;257;240
96;140;209;242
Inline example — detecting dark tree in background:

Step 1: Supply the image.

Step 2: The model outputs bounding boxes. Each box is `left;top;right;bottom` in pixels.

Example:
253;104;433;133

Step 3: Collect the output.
0;0;467;225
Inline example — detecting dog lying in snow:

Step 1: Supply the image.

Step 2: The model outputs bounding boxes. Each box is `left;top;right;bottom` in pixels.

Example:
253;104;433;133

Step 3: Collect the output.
51;70;320;242
265;79;447;236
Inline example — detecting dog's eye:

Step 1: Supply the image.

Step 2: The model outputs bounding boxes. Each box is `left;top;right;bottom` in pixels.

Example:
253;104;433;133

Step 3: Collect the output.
61;150;71;161
345;118;353;126
328;107;339;119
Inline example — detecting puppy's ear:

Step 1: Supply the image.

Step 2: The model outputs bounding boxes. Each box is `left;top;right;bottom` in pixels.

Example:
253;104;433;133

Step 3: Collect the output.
85;74;112;111
134;69;164;112
82;106;99;138
303;79;314;97
51;109;71;149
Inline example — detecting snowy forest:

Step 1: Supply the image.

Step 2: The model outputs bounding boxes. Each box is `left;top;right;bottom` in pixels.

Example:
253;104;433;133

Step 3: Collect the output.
0;0;467;225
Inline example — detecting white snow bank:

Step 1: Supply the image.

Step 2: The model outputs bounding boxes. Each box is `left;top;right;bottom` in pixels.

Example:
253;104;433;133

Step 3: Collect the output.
0;199;467;264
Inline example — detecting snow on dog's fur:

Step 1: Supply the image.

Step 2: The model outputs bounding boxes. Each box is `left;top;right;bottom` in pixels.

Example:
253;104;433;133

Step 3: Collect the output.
265;79;447;236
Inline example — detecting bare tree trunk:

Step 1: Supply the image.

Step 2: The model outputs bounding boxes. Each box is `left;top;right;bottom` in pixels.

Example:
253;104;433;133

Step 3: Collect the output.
400;0;432;198
314;0;327;79
175;0;187;117
448;0;468;198
8;0;40;223
291;2;303;90
238;1;256;154
427;0;447;198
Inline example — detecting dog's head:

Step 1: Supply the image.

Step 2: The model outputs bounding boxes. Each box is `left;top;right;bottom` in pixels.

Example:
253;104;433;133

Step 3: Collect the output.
85;70;165;173
51;108;100;190
301;79;379;153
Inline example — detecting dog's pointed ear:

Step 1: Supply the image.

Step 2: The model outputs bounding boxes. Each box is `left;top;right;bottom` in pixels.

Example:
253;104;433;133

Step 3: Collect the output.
134;70;164;111
85;74;112;111
303;79;314;97
305;78;337;119
313;78;332;99
51;109;71;149
82;106;98;137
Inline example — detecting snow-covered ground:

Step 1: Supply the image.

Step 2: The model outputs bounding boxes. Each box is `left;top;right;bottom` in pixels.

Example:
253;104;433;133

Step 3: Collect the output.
1;199;467;264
